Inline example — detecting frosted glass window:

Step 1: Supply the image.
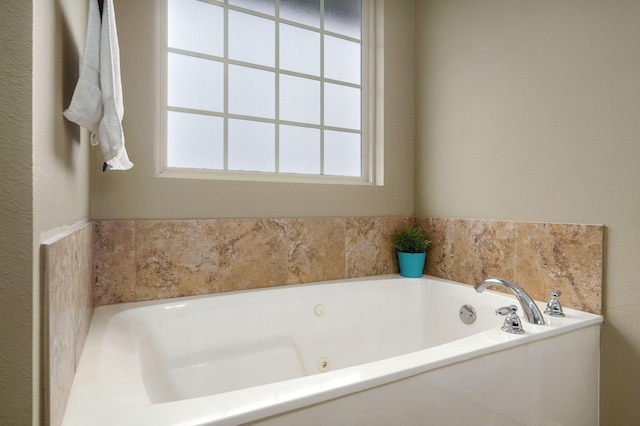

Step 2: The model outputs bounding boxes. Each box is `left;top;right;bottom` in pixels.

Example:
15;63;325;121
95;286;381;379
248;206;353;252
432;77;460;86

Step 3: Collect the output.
280;75;320;125
167;111;224;169
229;0;275;15
168;53;223;112
280;24;320;76
280;0;320;28
163;0;373;182
228;65;275;119
324;35;361;84
229;10;275;67
324;83;361;130
168;0;223;57
324;0;361;39
279;125;320;174
324;130;361;176
228;119;275;172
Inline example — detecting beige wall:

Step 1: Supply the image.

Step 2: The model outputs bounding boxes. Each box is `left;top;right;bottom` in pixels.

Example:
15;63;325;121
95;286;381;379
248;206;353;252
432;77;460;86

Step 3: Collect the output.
414;0;640;423
1;0;91;423
0;2;34;424
34;0;91;231
90;0;415;219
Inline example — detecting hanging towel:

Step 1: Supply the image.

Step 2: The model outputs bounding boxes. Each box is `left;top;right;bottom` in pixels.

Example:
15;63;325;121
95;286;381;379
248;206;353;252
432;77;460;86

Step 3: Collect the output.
64;0;133;171
63;0;102;135
96;0;132;170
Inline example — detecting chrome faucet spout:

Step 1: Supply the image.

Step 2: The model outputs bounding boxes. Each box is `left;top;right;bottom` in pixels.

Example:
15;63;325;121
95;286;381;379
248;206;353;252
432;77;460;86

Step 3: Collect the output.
475;278;545;325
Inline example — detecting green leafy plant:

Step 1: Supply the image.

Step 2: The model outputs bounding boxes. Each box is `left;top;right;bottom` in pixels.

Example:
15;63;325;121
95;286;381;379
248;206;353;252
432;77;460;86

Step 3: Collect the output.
392;226;432;253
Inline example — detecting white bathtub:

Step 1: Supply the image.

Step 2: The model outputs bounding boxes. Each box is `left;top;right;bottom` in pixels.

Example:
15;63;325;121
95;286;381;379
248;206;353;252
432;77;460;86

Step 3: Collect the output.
62;275;603;425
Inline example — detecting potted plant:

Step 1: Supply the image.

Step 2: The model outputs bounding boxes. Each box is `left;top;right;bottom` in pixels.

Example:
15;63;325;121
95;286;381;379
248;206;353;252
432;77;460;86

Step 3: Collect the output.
391;225;432;278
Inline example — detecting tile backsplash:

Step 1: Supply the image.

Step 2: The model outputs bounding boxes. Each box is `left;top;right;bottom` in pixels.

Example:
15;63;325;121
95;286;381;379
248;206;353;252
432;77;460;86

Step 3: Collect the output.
94;217;413;305
417;218;603;314
93;216;603;314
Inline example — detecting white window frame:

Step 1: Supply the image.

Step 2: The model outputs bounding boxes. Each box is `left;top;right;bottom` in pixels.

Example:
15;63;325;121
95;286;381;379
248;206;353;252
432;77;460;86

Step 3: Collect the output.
155;0;383;185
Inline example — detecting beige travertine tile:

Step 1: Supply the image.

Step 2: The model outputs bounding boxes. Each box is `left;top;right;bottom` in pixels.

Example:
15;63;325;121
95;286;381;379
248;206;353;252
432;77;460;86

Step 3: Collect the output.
89;216;603;315
45;223;94;426
285;218;346;284
73;224;94;366
216;218;288;292
415;217;455;280
345;217;413;277
46;237;75;426
94;221;136;305
136;220;219;300
452;218;516;285
515;222;603;314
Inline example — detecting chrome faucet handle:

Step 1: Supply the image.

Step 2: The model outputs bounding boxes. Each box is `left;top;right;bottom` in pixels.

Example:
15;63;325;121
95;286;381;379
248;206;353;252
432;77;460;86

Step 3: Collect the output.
544;290;565;317
496;305;525;334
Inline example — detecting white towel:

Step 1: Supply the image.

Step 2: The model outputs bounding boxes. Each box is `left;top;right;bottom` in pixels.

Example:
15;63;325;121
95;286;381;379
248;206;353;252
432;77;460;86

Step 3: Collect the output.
64;0;133;171
63;0;102;135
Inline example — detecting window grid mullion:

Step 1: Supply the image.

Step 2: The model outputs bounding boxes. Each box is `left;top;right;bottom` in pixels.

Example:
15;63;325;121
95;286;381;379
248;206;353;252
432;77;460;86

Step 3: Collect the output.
275;0;280;173
167;105;360;135
168;47;361;91
223;3;229;171
320;0;325;176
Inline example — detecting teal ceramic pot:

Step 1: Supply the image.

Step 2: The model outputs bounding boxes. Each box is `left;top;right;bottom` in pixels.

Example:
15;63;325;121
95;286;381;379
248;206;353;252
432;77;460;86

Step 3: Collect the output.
397;252;427;278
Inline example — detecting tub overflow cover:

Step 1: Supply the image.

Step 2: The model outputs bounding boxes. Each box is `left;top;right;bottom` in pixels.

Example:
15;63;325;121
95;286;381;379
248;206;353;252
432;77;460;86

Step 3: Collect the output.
459;304;477;324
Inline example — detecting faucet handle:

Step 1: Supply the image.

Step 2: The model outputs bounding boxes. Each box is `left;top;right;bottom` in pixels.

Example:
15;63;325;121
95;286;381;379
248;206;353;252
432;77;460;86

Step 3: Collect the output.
495;305;514;316
544;290;565;317
496;305;525;334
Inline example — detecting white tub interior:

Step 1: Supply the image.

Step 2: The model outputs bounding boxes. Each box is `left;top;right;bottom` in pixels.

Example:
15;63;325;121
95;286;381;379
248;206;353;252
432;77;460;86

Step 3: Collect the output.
102;275;516;403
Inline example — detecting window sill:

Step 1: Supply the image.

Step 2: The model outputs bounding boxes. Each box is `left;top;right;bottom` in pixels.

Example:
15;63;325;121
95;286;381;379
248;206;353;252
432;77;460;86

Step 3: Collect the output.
157;167;375;186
